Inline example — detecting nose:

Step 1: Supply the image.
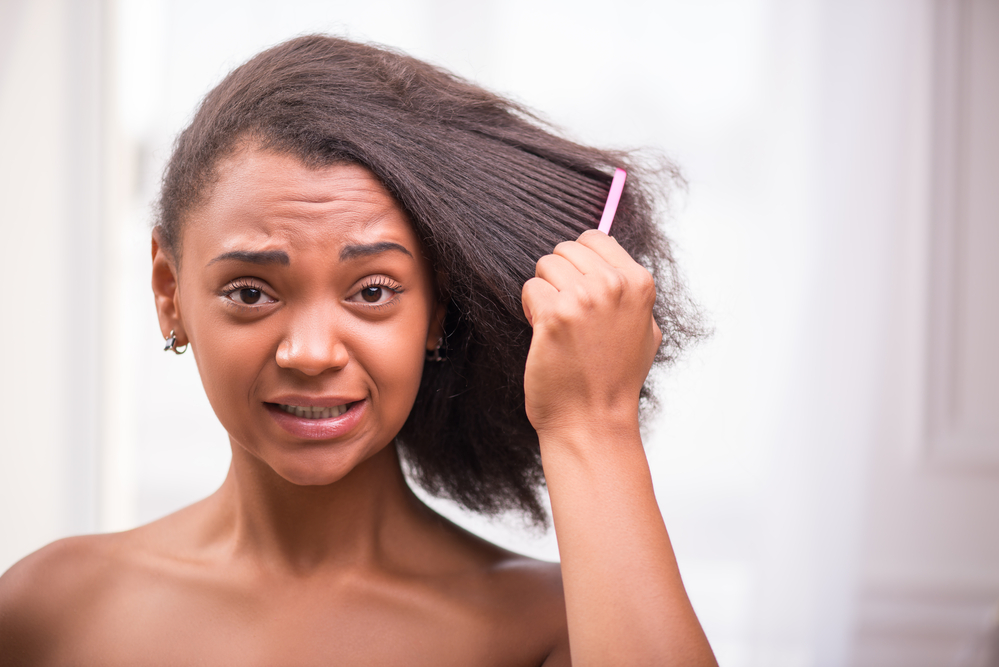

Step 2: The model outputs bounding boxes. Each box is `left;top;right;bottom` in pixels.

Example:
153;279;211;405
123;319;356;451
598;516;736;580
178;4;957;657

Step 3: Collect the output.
275;305;350;376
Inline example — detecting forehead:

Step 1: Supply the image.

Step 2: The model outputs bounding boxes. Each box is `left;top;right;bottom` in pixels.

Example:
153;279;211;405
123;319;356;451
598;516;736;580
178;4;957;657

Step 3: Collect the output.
181;148;420;261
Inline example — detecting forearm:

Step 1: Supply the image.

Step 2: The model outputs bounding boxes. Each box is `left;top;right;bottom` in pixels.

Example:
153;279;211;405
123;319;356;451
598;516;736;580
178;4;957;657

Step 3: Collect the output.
540;421;717;667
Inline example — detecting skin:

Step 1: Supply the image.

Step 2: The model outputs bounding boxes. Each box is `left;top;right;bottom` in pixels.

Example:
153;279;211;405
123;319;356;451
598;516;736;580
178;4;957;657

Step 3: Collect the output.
525;237;715;666
0;147;716;666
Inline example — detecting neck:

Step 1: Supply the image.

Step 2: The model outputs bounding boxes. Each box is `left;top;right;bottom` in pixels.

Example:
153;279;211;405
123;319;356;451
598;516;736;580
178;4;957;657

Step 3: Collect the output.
209;441;427;573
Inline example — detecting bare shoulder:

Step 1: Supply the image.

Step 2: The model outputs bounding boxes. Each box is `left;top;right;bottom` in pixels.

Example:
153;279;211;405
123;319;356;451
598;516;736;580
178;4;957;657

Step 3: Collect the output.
487;554;565;617
485;555;570;666
415;513;570;665
0;533;127;665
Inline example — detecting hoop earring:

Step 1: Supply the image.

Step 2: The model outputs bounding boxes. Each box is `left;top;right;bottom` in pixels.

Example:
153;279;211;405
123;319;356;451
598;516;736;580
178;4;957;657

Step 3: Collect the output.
163;330;188;355
426;337;444;362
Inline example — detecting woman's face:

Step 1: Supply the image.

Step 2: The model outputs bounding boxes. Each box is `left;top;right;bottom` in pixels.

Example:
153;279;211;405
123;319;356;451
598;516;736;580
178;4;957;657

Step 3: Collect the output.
152;148;443;486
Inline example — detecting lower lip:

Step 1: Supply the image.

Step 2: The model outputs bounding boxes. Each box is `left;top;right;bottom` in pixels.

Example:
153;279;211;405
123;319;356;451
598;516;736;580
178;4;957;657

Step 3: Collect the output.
265;401;366;440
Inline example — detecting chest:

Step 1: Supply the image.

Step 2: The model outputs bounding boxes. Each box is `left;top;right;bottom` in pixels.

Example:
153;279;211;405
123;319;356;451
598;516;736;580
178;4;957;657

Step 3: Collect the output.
47;574;557;667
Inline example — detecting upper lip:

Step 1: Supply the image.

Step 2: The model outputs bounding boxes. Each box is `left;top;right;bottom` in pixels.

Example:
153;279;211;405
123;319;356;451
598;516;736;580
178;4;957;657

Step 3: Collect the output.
265;395;363;408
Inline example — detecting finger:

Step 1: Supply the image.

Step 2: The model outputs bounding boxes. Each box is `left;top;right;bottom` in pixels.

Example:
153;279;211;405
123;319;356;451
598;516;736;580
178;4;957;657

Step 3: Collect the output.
575;228;639;270
578;229;659;307
522;276;558;326
534;253;584;292
551;239;610;276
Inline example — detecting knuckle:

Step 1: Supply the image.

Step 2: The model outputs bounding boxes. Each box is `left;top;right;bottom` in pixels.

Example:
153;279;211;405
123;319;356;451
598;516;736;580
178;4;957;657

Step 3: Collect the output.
573;283;596;309
638;267;655;288
548;305;576;329
535;254;557;273
600;270;627;299
553;240;576;256
635;268;656;301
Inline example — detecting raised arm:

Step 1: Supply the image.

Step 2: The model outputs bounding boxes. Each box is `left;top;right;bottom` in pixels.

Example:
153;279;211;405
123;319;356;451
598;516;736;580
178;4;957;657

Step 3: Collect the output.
522;229;717;667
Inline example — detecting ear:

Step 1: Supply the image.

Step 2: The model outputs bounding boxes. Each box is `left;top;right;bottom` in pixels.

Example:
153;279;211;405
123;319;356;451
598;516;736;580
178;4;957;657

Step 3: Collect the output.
151;231;187;347
425;301;446;351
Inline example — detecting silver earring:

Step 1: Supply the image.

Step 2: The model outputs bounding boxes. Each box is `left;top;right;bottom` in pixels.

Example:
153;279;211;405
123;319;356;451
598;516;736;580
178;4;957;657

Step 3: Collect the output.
426;337;444;362
164;329;188;355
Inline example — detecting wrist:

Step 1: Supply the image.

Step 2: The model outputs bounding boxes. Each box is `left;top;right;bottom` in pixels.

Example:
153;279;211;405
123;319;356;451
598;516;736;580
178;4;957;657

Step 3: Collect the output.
535;410;643;461
532;395;640;435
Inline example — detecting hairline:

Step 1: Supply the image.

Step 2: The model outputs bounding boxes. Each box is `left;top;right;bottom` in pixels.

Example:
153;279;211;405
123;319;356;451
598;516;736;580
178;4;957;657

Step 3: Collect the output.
160;134;376;270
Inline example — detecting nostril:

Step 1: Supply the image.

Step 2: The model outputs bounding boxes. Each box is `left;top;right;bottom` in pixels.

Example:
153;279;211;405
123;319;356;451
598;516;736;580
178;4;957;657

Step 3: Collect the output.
275;336;349;375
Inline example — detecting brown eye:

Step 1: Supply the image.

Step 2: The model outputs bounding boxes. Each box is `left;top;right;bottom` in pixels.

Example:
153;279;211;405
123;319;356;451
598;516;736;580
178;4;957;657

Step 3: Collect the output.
240;288;262;304
224;283;274;306
348;279;401;306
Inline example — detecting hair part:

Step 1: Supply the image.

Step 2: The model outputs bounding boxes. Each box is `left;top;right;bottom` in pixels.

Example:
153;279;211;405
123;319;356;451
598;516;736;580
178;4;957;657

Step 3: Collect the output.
156;35;703;525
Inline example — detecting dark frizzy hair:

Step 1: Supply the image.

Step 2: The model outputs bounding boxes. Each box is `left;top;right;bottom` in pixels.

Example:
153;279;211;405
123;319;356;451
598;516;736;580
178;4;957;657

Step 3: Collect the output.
156;34;702;525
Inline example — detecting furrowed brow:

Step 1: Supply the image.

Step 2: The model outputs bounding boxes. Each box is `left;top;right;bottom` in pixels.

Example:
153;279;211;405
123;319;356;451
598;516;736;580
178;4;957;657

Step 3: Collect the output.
207;250;290;267
339;242;413;261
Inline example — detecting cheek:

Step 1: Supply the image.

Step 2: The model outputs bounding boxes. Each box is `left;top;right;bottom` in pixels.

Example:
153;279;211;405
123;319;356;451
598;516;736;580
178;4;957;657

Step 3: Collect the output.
351;311;430;434
360;319;428;403
190;315;270;425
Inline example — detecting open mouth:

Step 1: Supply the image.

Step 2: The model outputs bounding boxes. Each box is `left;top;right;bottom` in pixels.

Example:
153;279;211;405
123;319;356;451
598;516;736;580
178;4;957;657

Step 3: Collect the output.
273;403;354;420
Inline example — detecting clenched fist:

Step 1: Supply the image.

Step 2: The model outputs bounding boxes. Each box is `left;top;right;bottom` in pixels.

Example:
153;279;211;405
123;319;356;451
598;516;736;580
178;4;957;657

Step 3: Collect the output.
521;229;663;439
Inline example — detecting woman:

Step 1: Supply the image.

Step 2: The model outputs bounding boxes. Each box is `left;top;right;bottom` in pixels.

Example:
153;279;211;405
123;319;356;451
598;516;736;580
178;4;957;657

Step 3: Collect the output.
0;35;715;666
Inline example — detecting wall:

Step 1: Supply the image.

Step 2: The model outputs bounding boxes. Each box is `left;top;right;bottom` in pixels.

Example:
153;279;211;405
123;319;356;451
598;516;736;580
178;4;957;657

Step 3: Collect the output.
1;1;998;665
853;1;999;665
0;0;103;572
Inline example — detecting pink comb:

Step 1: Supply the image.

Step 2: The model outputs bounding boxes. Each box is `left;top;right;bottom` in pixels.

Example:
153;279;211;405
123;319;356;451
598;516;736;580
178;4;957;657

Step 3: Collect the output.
597;168;627;234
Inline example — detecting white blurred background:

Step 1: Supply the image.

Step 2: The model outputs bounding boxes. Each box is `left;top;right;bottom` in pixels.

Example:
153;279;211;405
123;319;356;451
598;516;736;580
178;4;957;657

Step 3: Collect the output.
2;0;998;665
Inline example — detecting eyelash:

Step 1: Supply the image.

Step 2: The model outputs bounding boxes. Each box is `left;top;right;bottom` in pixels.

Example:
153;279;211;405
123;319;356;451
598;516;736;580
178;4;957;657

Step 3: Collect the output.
220;278;275;308
218;277;405;310
352;277;405;308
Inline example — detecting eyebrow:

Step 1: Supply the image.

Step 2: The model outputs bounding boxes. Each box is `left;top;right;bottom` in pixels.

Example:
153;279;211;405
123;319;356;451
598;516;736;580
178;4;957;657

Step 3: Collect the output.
207;250;290;267
339;241;413;261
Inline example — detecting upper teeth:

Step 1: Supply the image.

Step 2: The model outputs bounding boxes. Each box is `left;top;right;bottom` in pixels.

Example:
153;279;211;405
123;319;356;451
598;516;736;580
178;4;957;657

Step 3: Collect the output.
279;404;348;419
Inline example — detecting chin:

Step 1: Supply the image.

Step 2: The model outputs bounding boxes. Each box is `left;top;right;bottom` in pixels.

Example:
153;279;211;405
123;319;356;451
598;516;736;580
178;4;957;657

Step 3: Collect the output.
275;466;348;487
266;441;390;487
270;458;357;487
